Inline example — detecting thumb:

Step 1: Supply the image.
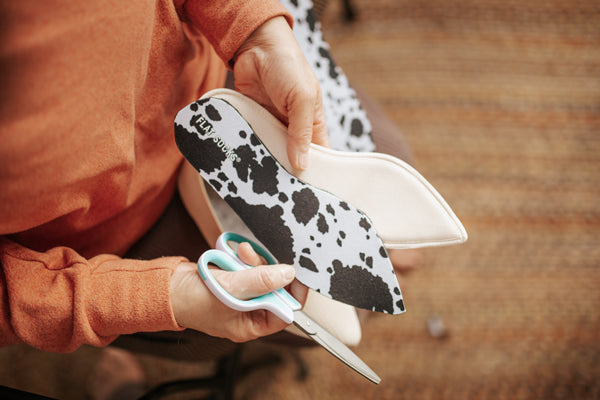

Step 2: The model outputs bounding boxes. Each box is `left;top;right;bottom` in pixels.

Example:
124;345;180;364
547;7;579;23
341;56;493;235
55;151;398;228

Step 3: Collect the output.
215;264;296;300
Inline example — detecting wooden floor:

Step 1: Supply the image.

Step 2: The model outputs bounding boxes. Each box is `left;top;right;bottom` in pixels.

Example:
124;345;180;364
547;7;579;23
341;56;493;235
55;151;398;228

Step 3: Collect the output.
1;1;599;399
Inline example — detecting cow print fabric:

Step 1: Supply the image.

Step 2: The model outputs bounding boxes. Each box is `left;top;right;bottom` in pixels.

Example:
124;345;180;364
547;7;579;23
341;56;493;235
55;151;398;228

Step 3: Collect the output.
280;0;375;153
175;98;404;314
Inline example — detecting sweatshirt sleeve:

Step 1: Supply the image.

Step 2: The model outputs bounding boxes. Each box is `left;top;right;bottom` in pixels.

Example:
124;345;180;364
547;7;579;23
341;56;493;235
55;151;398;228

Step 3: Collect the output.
173;0;293;63
0;237;186;353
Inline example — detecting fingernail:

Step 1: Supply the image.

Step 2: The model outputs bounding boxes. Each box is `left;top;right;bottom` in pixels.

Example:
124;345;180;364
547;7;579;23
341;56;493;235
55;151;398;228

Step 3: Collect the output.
281;265;295;281
297;152;308;170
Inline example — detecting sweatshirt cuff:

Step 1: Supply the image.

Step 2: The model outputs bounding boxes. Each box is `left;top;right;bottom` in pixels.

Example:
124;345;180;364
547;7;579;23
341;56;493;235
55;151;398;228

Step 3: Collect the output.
87;255;187;342
176;0;293;63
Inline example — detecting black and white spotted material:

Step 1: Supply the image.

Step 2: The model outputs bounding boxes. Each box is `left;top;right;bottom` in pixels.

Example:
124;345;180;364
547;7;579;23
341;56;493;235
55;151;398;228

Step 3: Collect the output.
281;0;375;153
175;97;404;314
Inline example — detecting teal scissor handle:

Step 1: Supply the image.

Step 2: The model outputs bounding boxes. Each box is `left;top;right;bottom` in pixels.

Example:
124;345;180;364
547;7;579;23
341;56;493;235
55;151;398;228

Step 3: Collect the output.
215;232;278;264
197;232;301;324
215;232;301;311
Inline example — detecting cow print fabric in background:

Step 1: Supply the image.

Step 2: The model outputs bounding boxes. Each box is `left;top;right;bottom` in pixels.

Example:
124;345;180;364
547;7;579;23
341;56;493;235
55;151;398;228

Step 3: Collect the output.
175;98;405;314
280;0;375;153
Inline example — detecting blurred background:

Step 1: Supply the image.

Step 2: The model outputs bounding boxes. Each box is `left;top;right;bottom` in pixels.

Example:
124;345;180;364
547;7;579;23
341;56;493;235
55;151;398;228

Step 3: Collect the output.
1;0;599;399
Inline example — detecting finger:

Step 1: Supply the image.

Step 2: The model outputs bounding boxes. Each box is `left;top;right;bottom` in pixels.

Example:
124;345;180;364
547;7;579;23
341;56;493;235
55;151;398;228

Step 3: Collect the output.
286;88;316;170
215;263;295;300
310;93;330;149
237;242;266;267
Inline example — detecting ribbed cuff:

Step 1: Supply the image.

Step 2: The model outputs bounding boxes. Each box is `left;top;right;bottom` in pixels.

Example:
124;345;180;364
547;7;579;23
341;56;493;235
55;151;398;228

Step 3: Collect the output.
86;256;187;342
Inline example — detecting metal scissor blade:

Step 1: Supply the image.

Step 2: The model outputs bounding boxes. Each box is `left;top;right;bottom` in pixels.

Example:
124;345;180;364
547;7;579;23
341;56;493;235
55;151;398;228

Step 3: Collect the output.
292;311;381;384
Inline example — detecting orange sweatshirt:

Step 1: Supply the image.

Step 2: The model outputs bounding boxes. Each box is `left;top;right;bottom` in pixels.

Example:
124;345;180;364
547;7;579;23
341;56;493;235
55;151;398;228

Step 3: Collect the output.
0;0;291;352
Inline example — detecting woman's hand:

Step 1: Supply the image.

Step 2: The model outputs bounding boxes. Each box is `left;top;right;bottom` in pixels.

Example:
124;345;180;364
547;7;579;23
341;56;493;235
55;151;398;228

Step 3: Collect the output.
169;242;307;342
232;16;330;170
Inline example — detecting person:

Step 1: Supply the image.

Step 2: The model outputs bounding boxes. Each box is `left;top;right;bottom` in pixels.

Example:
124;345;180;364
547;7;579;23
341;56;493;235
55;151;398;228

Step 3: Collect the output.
0;1;326;352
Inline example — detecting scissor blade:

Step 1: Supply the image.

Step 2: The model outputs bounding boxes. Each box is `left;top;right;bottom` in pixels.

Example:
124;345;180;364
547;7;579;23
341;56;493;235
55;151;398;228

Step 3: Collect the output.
293;311;381;384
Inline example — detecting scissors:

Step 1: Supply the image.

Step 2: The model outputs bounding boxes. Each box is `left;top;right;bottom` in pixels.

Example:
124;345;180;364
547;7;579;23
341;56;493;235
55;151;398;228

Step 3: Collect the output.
198;232;381;384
